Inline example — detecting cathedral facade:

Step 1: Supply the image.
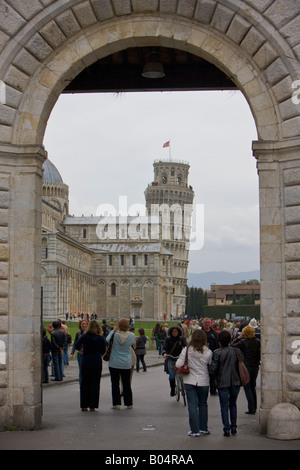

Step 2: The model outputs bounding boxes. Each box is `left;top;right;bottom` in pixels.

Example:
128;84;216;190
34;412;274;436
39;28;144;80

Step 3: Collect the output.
41;158;194;322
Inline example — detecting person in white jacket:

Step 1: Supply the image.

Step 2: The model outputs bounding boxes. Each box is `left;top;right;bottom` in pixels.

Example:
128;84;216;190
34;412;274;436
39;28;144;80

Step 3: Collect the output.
176;329;212;437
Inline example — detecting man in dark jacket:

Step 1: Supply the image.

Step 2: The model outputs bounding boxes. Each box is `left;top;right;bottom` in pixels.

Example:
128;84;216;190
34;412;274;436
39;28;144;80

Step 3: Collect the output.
102;319;111;338
162;325;187;397
209;330;241;436
202;318;219;395
51;320;66;381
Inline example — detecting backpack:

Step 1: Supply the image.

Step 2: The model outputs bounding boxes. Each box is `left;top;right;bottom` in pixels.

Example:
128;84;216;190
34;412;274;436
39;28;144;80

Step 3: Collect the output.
102;324;110;337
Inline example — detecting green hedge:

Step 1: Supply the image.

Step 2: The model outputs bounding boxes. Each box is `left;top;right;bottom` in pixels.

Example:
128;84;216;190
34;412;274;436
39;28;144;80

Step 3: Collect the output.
203;305;260;320
43;320;179;350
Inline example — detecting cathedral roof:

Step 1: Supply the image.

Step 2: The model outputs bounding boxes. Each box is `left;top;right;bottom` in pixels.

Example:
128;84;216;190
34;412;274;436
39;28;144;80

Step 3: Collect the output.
87;243;173;256
63;215;160;225
43;159;63;184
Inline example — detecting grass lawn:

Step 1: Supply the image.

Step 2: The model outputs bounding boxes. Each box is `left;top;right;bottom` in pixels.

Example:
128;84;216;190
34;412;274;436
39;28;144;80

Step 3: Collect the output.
43;320;179;349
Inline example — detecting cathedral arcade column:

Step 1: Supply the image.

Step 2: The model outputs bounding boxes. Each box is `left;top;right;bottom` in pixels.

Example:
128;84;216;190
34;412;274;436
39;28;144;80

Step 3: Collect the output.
0;143;46;430
253;138;300;436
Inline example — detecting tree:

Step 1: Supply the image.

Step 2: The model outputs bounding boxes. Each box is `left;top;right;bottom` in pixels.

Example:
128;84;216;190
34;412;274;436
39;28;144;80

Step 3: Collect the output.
238;294;255;305
234;279;260;285
186;286;208;318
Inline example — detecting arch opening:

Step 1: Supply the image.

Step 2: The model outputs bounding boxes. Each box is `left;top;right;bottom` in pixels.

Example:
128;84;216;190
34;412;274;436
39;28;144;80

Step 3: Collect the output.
41;36;258;434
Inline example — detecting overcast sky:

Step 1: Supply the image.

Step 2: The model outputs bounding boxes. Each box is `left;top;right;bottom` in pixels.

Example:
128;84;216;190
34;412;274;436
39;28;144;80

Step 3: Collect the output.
43;90;259;275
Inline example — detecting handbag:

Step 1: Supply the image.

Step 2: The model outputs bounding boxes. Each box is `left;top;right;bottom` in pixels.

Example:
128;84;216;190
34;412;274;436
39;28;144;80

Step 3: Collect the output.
234;347;250;386
175;347;190;375
103;332;115;361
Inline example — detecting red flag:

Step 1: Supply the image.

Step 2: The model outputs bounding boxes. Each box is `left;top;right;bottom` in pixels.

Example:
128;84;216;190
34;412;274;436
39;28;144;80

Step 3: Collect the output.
163;141;170;148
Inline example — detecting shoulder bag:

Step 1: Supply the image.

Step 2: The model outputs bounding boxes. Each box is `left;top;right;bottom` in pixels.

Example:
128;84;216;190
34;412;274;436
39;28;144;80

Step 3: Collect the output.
164;340;179;374
103;332;115;361
234;347;250;386
175;347;190;375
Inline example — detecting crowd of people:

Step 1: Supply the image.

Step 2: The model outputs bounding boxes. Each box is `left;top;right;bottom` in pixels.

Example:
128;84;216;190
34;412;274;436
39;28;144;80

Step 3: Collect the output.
144;316;260;437
168;317;261;437
43;318;148;412
43;316;261;437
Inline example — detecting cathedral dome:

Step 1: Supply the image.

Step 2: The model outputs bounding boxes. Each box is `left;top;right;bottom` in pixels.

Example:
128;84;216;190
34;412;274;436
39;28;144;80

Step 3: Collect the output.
43;159;63;184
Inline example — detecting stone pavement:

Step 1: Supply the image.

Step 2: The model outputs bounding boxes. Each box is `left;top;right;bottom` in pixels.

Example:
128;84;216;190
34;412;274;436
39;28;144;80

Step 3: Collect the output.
1;348;300;451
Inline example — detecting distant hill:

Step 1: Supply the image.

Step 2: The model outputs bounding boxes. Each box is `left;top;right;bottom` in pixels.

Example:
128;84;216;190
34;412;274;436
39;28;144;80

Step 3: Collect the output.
187;270;260;290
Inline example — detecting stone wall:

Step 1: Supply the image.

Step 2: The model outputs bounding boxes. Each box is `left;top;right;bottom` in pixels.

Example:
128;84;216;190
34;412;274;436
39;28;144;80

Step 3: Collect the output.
0;144;45;430
284;162;300;408
0;1;300;145
41;232;95;319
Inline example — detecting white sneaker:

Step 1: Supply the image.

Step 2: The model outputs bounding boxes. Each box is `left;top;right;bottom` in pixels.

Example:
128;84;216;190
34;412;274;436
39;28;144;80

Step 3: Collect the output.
188;431;200;437
111;405;120;410
199;430;211;435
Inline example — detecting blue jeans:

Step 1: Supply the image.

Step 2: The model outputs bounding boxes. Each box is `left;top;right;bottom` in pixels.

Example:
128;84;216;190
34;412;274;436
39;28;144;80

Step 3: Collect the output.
136;354;147;372
184;384;209;433
218;386;240;433
244;367;259;413
52;351;63;381
51;352;64;376
167;358;177;381
63;343;69;365
42;354;50;383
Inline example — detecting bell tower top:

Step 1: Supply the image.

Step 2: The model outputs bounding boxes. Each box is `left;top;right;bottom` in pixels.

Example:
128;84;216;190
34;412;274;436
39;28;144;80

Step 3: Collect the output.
152;159;190;188
144;159;194;213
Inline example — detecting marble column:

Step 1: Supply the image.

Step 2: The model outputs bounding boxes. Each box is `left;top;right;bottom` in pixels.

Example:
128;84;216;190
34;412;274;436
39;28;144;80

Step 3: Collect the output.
0;144;46;430
253;138;300;437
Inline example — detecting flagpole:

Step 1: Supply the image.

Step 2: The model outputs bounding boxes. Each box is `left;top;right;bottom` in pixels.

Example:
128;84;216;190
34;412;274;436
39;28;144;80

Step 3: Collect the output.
163;140;172;159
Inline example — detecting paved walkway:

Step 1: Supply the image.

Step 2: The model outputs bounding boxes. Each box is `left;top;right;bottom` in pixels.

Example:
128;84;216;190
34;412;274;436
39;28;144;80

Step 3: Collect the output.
1;349;300;452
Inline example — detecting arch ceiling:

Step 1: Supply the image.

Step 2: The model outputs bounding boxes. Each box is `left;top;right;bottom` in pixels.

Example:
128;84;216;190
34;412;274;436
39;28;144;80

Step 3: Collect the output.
0;0;299;146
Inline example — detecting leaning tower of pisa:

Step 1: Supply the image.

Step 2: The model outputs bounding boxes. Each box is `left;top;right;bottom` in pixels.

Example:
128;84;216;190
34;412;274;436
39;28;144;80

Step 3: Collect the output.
145;159;194;318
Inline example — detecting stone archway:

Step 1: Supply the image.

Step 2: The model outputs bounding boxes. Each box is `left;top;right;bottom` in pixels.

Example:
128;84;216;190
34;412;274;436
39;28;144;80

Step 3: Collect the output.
0;1;300;434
